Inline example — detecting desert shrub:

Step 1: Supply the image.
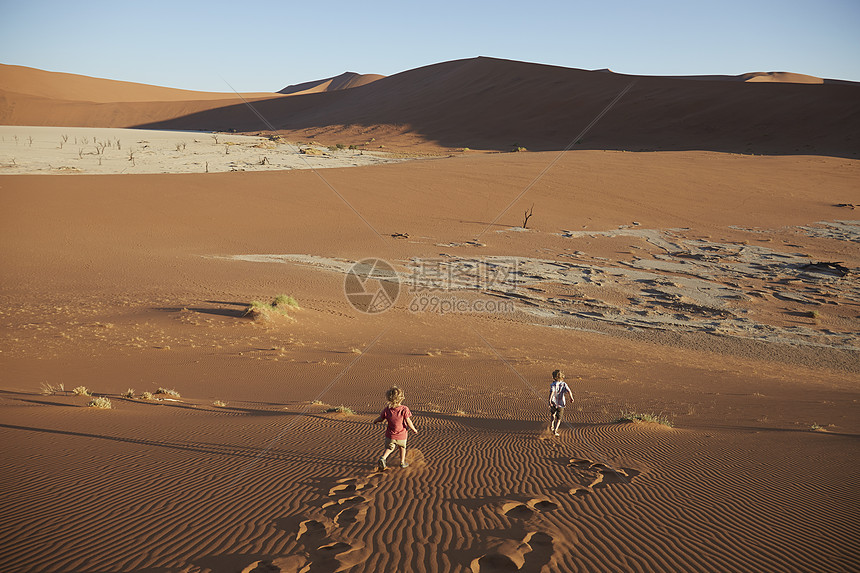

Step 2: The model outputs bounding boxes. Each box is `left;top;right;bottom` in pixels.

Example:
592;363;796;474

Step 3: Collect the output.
122;388;135;398
40;382;65;395
213;400;227;407
272;294;299;309
615;411;673;427
155;387;181;398
141;392;153;400
88;396;112;409
326;405;355;415
72;386;91;396
244;300;270;320
245;295;299;320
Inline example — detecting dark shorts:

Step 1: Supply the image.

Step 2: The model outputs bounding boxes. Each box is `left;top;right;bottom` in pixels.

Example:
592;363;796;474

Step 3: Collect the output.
550;405;564;422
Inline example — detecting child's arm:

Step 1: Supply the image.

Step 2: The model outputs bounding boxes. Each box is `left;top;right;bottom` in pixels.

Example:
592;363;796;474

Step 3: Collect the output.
372;414;384;424
406;417;418;434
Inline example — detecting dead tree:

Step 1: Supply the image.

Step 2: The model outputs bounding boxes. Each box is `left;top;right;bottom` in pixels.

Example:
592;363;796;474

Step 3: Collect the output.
522;204;535;228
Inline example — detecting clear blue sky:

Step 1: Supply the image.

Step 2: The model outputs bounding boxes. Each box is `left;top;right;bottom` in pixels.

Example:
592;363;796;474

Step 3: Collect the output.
2;0;859;91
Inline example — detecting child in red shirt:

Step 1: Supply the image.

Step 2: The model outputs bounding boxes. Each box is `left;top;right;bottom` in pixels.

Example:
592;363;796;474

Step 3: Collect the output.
373;386;418;470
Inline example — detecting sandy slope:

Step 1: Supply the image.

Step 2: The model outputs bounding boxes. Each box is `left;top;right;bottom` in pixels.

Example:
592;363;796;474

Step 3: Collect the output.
3;58;859;156
1;148;858;572
278;72;385;95
0;63;281;102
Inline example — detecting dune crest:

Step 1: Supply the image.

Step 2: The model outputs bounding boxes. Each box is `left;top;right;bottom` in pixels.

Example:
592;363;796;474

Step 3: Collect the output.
0;63;281;103
278;71;385;95
2;57;858;157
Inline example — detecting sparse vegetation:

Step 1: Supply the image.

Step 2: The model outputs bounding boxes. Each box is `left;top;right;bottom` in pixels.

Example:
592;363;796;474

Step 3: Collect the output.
72;385;91;396
326;405;355;415
615;411;674;427
141;392;153;400
88;396;112;409
811;423;825;431
245;295;299;321
155;387;181;398
273;294;299;309
122;389;135;398
40;382;65;395
213;400;228;407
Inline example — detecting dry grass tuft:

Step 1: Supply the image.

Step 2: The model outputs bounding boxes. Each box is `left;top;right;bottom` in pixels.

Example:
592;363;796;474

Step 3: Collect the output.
87;396;112;409
72;386;91;396
40;382;65;395
326;405;355;415
155;387;181;398
615;411;674;427
244;295;299;321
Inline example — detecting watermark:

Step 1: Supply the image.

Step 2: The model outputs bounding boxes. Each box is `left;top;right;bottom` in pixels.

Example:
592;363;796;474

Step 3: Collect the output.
344;258;400;314
345;256;520;315
408;294;515;315
406;258;521;292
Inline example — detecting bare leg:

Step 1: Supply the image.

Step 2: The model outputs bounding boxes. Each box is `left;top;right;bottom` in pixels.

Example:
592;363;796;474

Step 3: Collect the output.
400;445;407;466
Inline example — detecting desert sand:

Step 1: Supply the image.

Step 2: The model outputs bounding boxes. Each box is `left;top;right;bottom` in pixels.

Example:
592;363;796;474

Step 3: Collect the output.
1;59;859;573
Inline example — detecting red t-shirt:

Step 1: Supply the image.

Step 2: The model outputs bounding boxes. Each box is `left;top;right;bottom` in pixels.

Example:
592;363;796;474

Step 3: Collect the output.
381;405;411;440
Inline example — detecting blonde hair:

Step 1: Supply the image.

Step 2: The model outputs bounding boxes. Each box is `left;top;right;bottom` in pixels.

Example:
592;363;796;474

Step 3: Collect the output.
386;386;405;406
552;369;564;381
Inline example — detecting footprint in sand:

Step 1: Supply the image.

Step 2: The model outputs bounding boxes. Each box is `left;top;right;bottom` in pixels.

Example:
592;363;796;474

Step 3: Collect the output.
296;518;327;541
501;498;560;520
567;458;642;496
280;471;384;571
470;530;556;572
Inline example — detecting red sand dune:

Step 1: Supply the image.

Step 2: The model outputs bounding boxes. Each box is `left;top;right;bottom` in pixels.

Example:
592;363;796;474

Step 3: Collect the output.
0;63;280;102
2;57;859;156
1;58;859;573
278;71;385;95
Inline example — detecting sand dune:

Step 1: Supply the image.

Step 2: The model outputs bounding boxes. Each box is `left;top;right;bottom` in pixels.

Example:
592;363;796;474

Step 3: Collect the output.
3;58;859;156
0;57;859;573
278;71;385;95
0;63;281;102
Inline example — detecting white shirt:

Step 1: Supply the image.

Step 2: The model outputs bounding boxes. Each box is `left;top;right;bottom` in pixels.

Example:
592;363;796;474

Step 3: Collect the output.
549;380;571;408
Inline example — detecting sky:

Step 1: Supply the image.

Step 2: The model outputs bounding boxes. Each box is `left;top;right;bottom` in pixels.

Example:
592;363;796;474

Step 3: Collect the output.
2;0;859;92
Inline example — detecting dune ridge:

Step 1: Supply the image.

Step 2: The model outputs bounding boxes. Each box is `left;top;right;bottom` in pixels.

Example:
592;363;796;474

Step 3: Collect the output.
278;71;385;95
2;57;859;156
